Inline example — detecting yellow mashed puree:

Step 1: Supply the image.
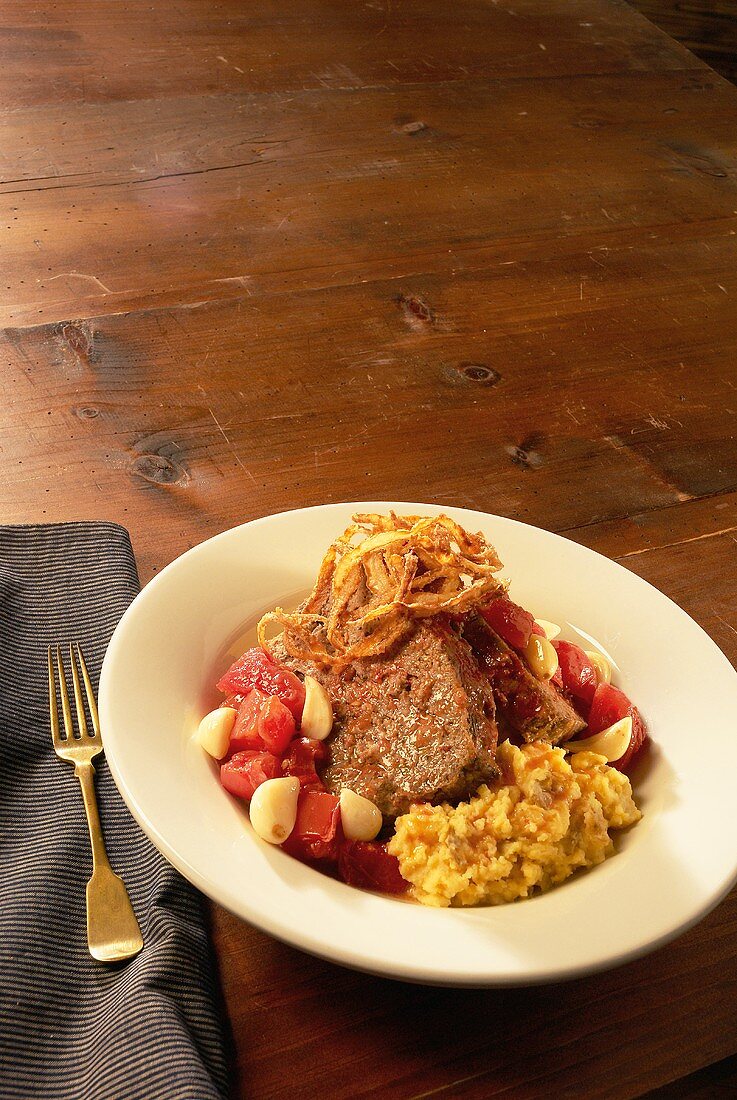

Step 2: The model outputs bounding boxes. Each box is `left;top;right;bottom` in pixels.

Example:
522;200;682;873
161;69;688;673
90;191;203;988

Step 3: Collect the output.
388;740;641;906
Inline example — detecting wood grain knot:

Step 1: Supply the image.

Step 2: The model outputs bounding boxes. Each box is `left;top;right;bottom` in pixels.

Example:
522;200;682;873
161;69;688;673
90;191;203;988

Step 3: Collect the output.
393;114;429;136
75;406;99;420
402;120;427;135
505;432;545;470
58;320;95;365
129;453;190;487
457;362;501;385
397;293;435;329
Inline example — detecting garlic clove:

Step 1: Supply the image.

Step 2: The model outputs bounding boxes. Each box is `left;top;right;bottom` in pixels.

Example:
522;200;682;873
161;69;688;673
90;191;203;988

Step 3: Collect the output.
524;634;559;681
196;706;237;760
534;618;561;640
300;675;333;741
567;716;632;763
586;649;612;685
340;788;383;841
249;777;300;845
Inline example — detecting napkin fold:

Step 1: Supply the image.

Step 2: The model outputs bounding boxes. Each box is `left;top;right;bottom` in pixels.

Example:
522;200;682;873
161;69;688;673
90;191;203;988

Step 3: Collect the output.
0;523;229;1100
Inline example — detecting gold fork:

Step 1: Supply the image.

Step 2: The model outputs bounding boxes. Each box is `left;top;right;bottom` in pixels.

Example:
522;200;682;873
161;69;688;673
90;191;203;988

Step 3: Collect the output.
48;643;143;962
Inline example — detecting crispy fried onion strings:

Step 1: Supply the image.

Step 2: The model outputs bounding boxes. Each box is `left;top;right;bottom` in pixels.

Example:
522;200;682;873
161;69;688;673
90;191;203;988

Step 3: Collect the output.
258;512;503;668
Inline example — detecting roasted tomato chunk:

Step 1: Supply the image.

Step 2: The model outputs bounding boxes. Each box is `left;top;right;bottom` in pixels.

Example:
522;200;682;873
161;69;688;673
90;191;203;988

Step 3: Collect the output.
338;841;407;894
480;596;535;651
220;750;282;801
217;647;305;720
585;682;647;772
281;790;341;862
553;640;598;709
230;688;296;755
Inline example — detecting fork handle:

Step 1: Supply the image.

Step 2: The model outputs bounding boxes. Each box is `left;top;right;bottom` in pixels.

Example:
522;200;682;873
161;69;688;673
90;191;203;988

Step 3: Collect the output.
75;761;110;874
75;761;143;962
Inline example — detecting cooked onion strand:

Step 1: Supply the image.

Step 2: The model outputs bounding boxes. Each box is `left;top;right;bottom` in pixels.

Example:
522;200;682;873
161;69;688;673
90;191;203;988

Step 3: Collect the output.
257;512;503;667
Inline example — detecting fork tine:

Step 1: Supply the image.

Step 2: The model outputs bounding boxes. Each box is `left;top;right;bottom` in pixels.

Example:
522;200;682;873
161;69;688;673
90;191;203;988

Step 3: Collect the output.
56;645;75;741
48;648;62;747
75;643;100;739
69;642;89;739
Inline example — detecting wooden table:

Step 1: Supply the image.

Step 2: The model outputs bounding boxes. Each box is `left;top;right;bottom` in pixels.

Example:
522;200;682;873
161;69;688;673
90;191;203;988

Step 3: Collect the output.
3;0;737;1095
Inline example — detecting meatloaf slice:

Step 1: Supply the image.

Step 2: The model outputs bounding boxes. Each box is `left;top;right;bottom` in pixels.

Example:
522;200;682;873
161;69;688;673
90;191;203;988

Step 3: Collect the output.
272;621;499;817
462;614;585;744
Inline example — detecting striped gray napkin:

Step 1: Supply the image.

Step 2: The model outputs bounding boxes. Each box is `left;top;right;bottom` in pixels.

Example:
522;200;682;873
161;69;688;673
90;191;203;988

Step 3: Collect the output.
0;523;229;1100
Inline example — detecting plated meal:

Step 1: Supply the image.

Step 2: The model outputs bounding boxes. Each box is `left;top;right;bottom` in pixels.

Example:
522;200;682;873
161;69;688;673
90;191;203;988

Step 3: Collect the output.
196;513;647;906
101;500;737;983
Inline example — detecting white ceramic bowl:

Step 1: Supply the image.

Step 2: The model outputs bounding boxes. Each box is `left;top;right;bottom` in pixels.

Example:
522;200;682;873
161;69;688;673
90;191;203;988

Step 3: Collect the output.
99;502;737;986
